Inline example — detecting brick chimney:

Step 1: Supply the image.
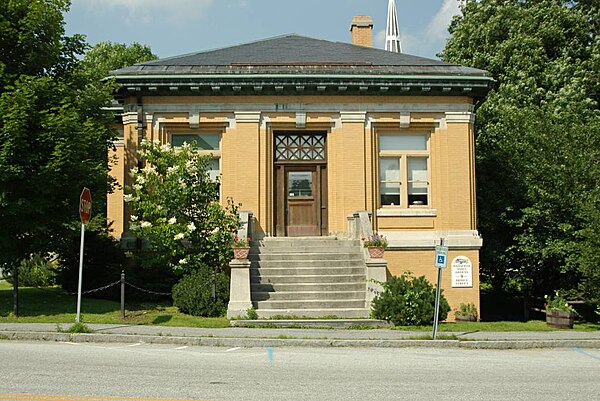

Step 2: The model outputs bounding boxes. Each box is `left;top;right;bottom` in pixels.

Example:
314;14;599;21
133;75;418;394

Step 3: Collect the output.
350;16;373;48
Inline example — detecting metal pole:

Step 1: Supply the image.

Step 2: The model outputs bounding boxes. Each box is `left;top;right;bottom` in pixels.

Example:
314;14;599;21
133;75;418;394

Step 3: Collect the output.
120;270;125;319
76;223;85;323
13;265;18;318
432;238;444;340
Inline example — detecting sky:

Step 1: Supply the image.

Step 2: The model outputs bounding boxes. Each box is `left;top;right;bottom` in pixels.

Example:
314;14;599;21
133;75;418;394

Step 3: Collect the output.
64;0;462;60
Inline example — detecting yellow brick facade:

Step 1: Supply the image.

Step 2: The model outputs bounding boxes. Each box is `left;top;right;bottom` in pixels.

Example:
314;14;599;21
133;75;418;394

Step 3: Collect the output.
107;94;482;318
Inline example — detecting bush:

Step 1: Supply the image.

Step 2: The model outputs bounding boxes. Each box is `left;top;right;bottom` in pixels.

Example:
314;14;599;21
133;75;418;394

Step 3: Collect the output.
371;273;450;326
3;253;56;287
172;266;230;317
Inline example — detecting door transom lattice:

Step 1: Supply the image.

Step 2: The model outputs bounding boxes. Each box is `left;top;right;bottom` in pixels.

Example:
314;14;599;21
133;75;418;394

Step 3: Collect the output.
275;133;326;162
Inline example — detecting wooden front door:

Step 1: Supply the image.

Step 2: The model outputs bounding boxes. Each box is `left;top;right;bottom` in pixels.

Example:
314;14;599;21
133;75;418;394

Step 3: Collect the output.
275;165;327;237
274;132;328;237
286;167;318;236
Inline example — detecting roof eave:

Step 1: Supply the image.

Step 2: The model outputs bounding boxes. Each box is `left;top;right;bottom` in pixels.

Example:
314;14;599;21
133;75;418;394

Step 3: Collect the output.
111;73;494;99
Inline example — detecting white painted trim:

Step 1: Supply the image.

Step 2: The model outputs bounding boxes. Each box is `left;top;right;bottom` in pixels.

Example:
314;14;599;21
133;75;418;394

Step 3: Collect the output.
234;111;262;123
295;112;307;128
189;112;200;129
340;111;367;123
376;208;437;217
122;112;137;125
445;111;475;124
399;112;411;128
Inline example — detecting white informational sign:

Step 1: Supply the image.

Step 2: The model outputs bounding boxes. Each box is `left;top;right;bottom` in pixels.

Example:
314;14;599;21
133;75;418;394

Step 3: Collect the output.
451;256;473;288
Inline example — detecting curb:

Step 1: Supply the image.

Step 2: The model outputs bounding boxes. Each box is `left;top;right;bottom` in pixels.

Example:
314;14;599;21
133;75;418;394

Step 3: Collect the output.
2;331;600;349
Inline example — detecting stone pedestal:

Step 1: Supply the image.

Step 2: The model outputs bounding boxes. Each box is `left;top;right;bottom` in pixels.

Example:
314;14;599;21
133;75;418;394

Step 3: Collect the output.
366;259;387;308
227;259;253;319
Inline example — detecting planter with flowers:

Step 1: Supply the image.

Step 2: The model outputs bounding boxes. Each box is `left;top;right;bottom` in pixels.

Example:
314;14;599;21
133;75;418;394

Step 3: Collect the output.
545;292;575;329
363;232;388;259
232;236;251;260
454;302;478;322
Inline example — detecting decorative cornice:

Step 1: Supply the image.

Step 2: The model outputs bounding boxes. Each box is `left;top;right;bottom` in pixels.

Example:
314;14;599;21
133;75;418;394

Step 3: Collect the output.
137;102;474;114
113;74;494;99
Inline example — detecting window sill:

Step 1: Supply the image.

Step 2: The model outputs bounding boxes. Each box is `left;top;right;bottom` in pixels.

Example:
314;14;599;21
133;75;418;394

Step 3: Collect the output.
376;208;437;217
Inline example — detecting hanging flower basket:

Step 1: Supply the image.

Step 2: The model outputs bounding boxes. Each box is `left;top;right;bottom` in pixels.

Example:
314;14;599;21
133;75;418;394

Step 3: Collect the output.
367;246;385;259
233;246;250;260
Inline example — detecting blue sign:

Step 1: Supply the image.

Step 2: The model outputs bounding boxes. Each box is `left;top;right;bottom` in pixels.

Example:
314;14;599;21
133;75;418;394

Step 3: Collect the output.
434;245;449;269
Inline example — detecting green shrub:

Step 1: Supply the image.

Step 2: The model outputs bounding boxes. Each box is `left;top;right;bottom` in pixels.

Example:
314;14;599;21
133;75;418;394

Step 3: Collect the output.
246;307;259;320
3;253;56;287
54;223;127;299
172;266;229;317
371;272;450;326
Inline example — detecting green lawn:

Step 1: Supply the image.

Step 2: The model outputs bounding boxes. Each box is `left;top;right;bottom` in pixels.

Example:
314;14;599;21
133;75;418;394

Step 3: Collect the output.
0;280;229;328
2;281;598;331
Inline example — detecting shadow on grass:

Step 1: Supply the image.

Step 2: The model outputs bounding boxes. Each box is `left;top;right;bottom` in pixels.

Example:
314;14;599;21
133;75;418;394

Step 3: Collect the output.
152;315;173;325
0;285;120;317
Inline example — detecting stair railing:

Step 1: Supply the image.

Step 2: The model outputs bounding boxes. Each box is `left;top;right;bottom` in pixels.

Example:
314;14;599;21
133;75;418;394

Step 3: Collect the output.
348;211;388;310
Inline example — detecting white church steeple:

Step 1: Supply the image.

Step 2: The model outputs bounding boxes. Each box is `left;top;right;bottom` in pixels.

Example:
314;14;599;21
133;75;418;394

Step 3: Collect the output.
385;0;402;53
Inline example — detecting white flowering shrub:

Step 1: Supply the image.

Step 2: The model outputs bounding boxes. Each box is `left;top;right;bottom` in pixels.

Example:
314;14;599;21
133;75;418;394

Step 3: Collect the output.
125;140;240;276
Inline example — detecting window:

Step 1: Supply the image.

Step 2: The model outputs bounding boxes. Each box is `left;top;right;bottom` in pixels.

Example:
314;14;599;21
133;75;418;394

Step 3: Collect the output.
171;133;220;150
288;172;313;197
170;132;222;198
378;133;430;207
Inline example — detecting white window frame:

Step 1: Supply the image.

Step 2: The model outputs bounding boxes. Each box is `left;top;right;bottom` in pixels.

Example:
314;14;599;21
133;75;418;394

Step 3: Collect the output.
378;132;431;209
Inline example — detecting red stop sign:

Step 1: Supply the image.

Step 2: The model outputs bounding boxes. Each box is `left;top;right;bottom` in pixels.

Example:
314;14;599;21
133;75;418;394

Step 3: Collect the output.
79;187;92;225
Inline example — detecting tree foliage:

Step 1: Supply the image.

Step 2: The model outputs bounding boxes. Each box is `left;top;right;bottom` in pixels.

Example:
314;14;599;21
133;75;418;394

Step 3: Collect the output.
0;2;117;272
0;1;158;278
441;0;600;300
78;41;157;82
126;140;240;276
0;0;84;85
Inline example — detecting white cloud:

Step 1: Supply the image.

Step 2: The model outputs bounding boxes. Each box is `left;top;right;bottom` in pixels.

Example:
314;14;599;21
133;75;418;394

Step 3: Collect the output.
398;0;461;58
424;0;461;43
83;0;214;24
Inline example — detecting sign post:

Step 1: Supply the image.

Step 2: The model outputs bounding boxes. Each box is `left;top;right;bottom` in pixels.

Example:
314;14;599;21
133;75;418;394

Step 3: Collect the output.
77;188;92;323
432;238;448;339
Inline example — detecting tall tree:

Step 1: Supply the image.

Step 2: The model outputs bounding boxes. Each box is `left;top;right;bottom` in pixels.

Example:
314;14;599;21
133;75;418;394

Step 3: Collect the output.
0;2;159;280
441;0;600;301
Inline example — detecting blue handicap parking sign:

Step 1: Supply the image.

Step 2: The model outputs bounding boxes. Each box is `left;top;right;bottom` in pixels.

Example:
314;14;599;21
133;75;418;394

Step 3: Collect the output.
437;255;445;264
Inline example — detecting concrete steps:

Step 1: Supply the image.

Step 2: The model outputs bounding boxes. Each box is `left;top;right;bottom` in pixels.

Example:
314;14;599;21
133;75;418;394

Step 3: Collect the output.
250;237;369;318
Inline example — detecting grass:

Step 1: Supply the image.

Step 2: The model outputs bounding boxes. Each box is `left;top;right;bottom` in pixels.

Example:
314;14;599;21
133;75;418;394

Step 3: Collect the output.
0;281;229;328
2;281;599;332
393;320;600;332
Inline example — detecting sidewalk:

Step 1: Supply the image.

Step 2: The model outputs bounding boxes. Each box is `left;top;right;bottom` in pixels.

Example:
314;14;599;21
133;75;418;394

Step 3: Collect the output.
1;322;599;349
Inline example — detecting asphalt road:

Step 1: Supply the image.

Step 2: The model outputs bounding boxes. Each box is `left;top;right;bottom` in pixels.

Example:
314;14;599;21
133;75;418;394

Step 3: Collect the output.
0;341;599;401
